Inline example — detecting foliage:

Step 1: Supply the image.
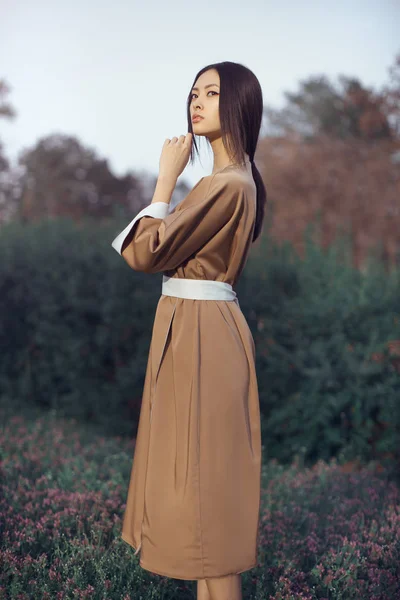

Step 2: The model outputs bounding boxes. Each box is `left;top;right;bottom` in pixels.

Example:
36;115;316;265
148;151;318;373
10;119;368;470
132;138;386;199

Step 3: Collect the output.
0;216;160;436
265;53;400;141
257;133;400;269
239;227;400;470
0;216;399;471
16;134;143;221
0;410;399;599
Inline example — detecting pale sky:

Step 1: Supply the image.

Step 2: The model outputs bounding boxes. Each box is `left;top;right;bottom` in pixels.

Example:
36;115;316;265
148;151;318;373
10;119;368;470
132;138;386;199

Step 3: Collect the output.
1;0;399;187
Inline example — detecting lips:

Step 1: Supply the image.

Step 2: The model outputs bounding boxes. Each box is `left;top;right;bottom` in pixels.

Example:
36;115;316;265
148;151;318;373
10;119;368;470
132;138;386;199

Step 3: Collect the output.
192;115;204;122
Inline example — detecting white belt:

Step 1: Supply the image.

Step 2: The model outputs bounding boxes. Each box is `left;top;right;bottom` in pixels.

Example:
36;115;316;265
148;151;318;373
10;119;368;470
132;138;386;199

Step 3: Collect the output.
161;275;237;301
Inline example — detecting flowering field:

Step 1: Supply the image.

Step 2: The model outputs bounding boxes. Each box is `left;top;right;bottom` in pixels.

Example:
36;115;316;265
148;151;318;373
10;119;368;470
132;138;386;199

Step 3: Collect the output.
1;408;399;599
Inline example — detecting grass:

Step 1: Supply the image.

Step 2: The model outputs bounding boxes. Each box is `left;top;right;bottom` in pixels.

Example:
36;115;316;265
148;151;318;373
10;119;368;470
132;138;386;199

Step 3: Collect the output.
1;403;399;599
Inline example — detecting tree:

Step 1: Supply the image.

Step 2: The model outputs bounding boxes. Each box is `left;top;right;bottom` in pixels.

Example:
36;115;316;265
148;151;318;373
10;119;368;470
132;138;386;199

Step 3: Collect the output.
265;71;394;141
381;52;400;138
17;134;144;222
257;53;400;269
0;79;18;223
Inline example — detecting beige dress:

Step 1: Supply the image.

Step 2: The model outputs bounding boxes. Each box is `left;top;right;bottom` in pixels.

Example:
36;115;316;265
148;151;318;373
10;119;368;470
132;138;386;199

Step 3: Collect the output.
115;159;262;580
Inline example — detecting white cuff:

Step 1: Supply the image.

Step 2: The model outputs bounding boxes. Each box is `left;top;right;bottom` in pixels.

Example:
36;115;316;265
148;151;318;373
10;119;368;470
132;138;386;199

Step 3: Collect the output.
111;202;170;255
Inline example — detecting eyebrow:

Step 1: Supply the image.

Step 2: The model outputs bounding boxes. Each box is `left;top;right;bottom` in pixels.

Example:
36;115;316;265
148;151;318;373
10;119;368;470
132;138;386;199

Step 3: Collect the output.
191;84;220;92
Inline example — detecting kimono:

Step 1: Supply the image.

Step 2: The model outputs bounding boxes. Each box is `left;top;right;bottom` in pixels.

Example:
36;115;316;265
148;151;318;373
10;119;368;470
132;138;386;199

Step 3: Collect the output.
112;160;262;580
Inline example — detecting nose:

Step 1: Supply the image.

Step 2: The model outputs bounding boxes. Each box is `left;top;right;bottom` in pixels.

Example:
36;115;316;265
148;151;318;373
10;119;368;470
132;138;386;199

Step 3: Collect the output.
192;96;203;111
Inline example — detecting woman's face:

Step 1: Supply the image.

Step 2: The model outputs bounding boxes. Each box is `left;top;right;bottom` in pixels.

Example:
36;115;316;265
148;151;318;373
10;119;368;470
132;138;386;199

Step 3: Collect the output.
190;69;221;139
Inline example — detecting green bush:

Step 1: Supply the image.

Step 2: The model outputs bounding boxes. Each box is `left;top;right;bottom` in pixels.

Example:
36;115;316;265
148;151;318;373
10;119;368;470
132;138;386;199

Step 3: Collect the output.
1;216;399;468
238;224;400;470
0;217;160;436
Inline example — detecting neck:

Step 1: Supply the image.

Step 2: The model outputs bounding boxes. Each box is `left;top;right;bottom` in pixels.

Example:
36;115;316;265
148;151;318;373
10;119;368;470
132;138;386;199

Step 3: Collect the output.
209;136;250;174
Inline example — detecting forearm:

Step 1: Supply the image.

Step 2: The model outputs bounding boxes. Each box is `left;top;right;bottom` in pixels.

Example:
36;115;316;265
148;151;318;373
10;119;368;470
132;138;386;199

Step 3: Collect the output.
114;175;177;259
151;175;177;205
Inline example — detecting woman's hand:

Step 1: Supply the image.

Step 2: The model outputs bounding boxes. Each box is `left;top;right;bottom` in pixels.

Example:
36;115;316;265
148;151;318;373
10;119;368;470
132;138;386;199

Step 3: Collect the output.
159;133;193;182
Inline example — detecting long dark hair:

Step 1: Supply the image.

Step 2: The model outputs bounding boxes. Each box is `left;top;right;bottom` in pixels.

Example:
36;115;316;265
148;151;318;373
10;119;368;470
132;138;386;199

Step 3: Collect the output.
186;61;267;243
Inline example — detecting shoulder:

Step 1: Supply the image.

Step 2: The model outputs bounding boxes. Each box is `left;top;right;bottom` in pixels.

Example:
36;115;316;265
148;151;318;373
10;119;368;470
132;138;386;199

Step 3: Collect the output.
174;169;254;214
202;169;254;199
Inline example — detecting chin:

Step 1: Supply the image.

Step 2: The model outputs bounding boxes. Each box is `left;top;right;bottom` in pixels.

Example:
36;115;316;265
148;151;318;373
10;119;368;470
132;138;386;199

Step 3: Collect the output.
192;125;212;137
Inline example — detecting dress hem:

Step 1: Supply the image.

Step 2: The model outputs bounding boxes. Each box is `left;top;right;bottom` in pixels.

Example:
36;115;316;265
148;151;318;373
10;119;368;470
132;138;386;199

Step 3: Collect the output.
121;533;141;555
121;533;257;581
139;559;258;581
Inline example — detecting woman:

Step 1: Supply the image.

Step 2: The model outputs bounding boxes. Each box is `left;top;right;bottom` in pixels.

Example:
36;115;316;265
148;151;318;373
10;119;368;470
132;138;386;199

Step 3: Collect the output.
111;61;267;600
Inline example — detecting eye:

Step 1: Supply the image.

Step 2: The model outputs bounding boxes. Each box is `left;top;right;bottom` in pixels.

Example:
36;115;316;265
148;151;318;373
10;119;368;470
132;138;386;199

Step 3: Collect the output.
190;91;218;99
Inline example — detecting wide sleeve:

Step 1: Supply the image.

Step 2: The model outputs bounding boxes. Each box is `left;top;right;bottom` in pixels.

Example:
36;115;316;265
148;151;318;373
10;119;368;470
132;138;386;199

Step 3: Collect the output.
110;175;245;274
